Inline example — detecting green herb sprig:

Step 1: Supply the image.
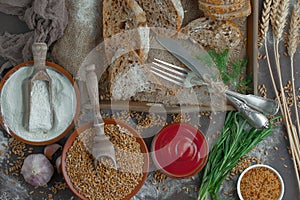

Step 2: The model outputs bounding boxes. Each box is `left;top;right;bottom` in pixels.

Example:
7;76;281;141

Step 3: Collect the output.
198;111;277;200
207;49;252;93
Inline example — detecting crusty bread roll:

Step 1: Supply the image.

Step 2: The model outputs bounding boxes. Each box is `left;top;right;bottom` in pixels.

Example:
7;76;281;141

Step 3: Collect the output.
180;18;242;52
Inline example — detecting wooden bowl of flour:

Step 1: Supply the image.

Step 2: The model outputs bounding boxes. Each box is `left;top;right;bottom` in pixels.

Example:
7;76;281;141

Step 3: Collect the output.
0;61;80;145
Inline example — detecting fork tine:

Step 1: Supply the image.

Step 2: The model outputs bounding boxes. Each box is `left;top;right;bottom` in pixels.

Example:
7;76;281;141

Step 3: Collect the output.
154;58;190;73
150;67;184;86
151;62;187;82
152;61;185;77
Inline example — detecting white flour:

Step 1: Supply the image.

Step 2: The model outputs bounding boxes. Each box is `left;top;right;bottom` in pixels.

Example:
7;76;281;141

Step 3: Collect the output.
29;80;52;133
0;66;77;142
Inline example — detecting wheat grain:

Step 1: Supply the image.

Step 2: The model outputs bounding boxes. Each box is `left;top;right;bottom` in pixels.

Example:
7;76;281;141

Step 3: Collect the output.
273;0;290;41
260;0;272;40
288;3;300;57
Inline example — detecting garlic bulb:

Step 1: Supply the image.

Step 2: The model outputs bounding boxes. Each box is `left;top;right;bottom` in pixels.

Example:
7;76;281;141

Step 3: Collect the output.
55;155;62;174
44;143;62;160
21;154;54;187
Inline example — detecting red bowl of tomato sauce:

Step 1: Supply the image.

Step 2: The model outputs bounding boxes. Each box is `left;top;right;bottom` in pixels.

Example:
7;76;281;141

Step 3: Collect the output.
151;123;209;178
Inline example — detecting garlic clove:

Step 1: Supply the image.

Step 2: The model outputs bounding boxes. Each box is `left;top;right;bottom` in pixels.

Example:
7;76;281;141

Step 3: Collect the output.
55;155;62;174
44;143;62;160
21;154;54;187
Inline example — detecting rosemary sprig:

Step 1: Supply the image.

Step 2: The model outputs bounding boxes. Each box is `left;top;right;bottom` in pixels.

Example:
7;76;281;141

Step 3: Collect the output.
197;111;276;200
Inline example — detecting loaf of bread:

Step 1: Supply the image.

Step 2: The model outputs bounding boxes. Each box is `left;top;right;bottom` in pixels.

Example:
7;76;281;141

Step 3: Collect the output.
180;18;242;52
135;0;184;31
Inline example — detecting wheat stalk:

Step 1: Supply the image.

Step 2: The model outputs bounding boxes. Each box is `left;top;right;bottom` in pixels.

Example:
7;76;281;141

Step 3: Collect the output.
267;0;300;190
288;3;300;136
260;0;272;40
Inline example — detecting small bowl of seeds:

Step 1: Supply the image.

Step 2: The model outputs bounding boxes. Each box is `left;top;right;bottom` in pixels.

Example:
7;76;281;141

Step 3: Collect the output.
61;118;149;200
237;164;284;200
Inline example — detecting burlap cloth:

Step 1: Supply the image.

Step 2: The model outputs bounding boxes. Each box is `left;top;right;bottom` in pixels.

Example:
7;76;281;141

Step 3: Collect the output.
0;0;68;74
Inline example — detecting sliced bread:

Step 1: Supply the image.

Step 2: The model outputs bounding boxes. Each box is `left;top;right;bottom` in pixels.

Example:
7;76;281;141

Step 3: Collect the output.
103;0;149;62
180;18;242;52
199;0;251;20
199;0;246;5
109;49;159;100
199;1;246;14
135;0;184;31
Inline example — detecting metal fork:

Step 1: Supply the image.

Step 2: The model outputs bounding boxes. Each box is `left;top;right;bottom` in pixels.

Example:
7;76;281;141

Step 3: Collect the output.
151;59;278;129
151;59;279;115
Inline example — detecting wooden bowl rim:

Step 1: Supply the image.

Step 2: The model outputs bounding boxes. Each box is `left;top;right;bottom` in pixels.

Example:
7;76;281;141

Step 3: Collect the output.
61;118;150;200
0;61;80;146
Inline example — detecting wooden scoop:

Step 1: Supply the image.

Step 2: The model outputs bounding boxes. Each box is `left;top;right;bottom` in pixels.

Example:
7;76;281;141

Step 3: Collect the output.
27;43;53;132
85;64;117;169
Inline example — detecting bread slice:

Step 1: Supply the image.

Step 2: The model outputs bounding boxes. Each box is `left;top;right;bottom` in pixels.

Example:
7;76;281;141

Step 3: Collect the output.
180;18;242;52
199;1;246;14
110;49;158;100
199;0;245;5
103;0;149;62
135;0;184;31
199;0;251;20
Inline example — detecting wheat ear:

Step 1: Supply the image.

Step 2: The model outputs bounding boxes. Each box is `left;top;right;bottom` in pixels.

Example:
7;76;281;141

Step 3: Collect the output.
260;0;272;40
288;3;300;135
271;0;300;189
262;0;283;115
270;0;280;29
273;0;289;40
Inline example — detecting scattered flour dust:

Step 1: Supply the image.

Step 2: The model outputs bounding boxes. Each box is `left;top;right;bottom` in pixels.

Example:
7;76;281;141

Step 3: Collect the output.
0;173;30;200
0;131;8;164
0;131;30;200
0;66;77;142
